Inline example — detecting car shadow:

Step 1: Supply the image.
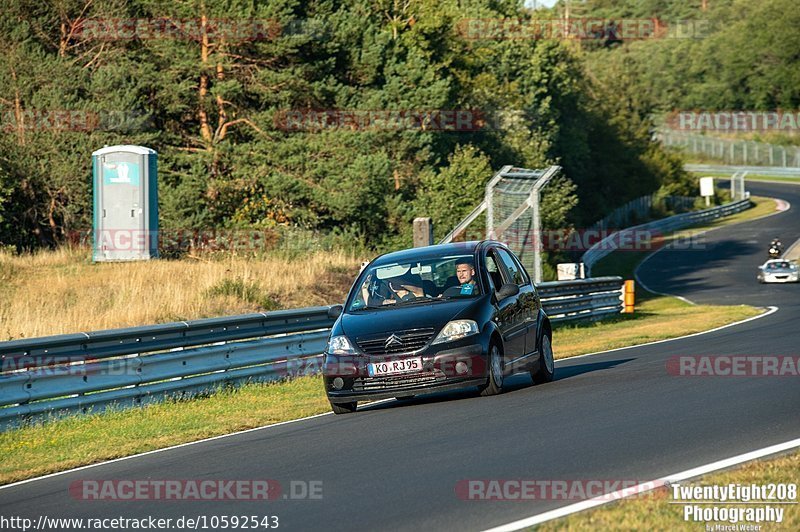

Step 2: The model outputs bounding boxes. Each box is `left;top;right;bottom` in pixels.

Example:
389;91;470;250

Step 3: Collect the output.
358;357;635;412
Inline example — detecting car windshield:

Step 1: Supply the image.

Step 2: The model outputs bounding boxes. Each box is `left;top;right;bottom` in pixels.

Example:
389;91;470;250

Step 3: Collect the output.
767;261;792;270
348;254;480;311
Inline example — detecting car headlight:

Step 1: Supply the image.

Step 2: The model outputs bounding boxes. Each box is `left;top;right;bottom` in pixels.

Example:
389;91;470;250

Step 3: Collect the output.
432;320;479;345
326;335;357;355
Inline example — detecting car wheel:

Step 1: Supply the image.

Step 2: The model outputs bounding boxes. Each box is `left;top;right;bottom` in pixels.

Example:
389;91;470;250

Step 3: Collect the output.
531;333;555;384
330;401;357;415
480;342;505;396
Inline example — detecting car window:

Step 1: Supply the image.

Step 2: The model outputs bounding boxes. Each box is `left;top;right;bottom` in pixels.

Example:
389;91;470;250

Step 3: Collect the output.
507;250;530;285
484;251;504;292
348;254;480;310
496;249;526;286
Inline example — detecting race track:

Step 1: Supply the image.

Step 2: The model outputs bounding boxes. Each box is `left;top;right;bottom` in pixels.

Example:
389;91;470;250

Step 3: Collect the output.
1;182;799;531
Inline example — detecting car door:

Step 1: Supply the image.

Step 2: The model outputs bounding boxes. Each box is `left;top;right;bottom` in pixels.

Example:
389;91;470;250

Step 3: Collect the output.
496;248;539;357
484;247;526;364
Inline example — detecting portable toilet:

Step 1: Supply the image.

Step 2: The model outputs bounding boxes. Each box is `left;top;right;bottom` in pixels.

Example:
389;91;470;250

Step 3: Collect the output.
92;145;158;261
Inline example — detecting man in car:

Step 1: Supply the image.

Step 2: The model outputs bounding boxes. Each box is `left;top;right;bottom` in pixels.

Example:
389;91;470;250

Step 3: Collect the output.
441;260;481;297
383;272;425;305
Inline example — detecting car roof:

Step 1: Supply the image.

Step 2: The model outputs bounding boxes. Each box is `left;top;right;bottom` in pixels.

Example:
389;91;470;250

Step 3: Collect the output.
371;240;506;265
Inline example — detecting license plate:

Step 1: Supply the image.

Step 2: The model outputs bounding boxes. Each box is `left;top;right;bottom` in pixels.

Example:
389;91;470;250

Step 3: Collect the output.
368;357;423;377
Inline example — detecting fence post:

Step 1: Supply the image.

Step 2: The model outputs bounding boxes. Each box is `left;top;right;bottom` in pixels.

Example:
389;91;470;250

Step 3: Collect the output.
413;218;433;247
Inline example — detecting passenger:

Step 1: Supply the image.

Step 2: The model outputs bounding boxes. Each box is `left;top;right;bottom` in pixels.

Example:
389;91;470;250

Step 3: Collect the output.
442;261;481;297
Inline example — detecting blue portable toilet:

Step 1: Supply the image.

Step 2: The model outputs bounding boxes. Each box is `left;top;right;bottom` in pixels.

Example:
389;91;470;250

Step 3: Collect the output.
92;145;158;261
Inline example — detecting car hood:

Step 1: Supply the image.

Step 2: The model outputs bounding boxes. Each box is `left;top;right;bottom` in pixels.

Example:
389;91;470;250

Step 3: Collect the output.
339;297;484;339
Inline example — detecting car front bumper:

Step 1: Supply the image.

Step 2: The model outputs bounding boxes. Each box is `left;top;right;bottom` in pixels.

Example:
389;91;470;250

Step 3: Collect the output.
324;334;491;404
761;273;799;283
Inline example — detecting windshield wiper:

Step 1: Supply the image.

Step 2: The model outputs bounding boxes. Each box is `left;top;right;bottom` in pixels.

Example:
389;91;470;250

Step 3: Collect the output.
395;296;442;306
349;304;392;311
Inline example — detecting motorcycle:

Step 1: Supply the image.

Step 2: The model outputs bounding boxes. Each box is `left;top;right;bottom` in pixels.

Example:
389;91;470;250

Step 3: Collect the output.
768;246;782;259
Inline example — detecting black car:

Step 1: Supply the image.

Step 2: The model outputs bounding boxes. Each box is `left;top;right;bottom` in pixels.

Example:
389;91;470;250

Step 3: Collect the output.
323;240;554;414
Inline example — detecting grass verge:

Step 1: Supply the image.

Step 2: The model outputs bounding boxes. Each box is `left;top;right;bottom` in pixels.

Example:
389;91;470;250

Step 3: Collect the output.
0;376;331;485
538;449;800;530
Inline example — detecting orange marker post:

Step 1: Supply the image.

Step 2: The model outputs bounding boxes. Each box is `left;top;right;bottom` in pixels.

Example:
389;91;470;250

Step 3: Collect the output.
623;280;635;313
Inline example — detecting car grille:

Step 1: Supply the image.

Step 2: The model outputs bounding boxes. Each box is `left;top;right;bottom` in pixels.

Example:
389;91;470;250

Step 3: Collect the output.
352;371;443;391
356;328;435;355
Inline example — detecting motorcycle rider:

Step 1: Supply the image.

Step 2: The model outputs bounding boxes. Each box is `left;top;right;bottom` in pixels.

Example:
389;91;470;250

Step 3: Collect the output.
769;237;783;258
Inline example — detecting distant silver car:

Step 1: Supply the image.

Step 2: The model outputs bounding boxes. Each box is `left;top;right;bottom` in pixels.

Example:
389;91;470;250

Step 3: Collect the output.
757;259;799;283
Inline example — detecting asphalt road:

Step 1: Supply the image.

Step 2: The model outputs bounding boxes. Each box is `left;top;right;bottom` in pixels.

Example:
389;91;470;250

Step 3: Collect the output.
1;182;799;532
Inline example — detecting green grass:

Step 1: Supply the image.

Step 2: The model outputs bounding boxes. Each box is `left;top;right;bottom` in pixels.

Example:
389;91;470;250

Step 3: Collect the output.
0;376;331;485
553;297;757;360
538;449;800;531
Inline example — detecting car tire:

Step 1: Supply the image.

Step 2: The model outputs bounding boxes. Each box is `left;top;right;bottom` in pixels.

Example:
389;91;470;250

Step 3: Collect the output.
531;333;555;384
330;401;357;415
480;342;505;396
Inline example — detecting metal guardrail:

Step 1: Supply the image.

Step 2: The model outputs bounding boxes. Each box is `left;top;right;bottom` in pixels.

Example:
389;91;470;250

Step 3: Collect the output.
538;277;624;323
0;280;625;430
684;164;800;178
658;130;800;168
0;309;335;430
581;198;752;275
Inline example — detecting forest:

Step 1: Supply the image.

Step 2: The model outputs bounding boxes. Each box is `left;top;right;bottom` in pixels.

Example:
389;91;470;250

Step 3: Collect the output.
0;0;795;255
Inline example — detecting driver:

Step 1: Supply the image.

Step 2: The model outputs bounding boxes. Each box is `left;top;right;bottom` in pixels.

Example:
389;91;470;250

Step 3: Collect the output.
383;273;424;305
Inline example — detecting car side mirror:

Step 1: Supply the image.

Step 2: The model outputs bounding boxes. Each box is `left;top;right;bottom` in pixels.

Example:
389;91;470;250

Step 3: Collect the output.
496;283;519;300
327;305;343;319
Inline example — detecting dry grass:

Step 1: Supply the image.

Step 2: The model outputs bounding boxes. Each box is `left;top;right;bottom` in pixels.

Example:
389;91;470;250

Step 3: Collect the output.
0;247;364;340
